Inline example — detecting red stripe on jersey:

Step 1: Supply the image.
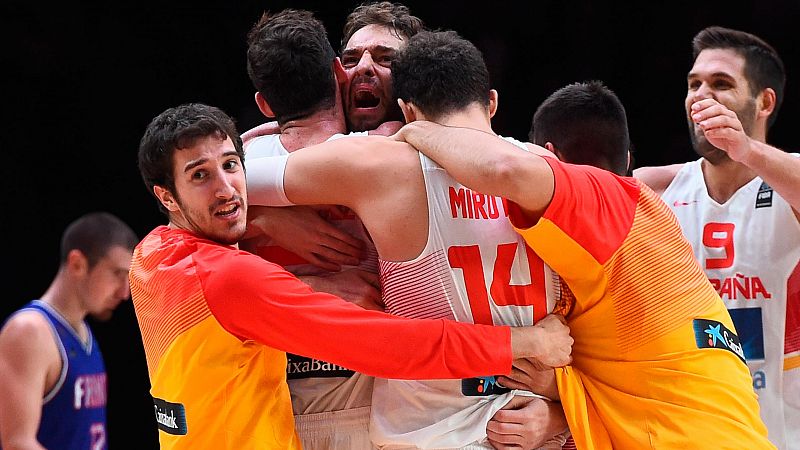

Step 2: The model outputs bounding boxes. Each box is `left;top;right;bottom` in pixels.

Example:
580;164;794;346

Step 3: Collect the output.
381;250;457;320
785;259;800;354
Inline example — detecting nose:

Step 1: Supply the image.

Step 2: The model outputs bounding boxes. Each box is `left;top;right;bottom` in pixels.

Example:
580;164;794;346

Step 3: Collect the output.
118;280;131;302
215;172;236;199
354;51;376;76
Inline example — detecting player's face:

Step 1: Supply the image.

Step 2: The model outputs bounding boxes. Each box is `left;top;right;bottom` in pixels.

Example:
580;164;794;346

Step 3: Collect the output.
164;135;248;246
82;245;133;321
341;24;405;131
685;48;758;164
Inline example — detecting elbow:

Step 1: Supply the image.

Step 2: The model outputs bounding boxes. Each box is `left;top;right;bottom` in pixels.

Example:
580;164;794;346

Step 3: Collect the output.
481;153;533;198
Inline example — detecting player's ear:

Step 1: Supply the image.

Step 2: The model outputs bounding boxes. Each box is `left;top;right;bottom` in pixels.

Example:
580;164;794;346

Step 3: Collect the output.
398;98;417;123
65;248;89;276
545;142;562;160
488;89;499;119
255;92;275;119
333;58;349;103
333;58;347;84
757;87;777;120
154;185;180;212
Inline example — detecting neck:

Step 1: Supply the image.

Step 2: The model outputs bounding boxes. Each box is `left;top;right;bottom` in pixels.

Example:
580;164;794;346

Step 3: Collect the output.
429;106;494;134
701;154;757;204
40;273;87;335
279;104;347;152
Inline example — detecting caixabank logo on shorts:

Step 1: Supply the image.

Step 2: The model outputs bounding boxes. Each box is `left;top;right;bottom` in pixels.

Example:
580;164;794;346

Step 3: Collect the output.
693;318;746;363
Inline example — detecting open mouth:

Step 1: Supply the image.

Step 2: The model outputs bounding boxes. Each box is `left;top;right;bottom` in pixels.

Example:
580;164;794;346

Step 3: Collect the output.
354;90;380;108
216;203;239;217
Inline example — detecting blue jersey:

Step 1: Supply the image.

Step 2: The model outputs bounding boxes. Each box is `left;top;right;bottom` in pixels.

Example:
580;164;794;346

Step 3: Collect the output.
10;301;108;450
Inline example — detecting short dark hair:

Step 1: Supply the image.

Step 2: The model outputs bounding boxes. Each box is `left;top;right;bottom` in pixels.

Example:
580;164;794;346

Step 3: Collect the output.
340;1;425;53
530;81;630;176
692;26;786;128
392;30;490;120
61;212;138;267
138;103;243;214
246;9;336;124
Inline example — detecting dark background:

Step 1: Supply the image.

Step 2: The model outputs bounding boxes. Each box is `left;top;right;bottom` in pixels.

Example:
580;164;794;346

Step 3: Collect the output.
3;1;799;448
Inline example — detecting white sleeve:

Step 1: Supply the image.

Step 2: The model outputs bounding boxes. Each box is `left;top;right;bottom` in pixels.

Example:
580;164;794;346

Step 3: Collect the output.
245;155;294;206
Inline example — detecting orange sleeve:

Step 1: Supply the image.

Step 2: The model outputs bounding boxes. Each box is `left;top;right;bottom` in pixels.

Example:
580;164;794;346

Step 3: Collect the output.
197;247;513;379
510;158;640;264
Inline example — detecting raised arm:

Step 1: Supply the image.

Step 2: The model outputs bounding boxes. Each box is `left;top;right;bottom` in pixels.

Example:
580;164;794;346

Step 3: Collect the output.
692;98;800;215
246;136;415;210
245;135;428;260
394;121;556;220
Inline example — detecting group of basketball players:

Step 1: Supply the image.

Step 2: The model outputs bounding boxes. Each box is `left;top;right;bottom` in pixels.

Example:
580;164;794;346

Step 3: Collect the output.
1;1;796;449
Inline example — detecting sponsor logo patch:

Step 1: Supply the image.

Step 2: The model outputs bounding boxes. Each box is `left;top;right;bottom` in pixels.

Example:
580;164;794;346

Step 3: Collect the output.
286;354;355;380
755;181;773;209
461;376;511;396
727;308;765;360
693;319;746;363
153;397;188;435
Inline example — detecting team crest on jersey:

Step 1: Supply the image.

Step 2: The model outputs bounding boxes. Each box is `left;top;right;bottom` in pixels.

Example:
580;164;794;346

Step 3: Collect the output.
693;319;746;363
461;376;511;396
755;181;773;209
153;397;188;435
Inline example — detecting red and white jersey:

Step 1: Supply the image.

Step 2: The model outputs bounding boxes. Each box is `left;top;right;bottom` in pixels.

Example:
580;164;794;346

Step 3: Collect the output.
244;133;377;416
370;137;561;449
662;156;800;450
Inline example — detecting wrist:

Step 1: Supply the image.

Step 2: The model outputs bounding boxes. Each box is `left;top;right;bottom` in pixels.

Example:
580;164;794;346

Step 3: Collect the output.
510;326;543;359
402;121;436;146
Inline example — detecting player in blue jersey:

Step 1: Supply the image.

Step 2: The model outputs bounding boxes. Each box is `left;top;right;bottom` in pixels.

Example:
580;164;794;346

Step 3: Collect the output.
0;212;138;450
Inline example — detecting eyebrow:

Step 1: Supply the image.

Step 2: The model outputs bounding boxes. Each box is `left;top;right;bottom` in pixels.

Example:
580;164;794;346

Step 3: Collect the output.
183;158;208;173
183;150;240;173
687;71;737;81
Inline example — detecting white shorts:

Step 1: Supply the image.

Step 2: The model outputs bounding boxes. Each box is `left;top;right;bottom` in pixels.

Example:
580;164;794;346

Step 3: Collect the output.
295;406;372;450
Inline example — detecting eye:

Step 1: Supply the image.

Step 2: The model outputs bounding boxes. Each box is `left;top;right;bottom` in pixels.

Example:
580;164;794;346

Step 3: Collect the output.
341;53;359;68
223;159;240;171
191;170;207;180
687;80;701;90
713;80;733;90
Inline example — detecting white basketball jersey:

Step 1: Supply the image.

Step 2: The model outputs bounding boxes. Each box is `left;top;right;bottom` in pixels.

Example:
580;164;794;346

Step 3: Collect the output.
370;137;561;449
244;133;377;415
662;157;800;450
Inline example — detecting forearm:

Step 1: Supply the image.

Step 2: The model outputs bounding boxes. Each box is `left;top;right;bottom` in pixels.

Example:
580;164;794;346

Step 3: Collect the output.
740;141;800;211
205;261;514;379
400;122;524;198
400;122;553;211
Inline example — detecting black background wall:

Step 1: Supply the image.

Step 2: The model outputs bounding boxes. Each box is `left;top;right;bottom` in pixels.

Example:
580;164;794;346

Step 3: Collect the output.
3;1;799;448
